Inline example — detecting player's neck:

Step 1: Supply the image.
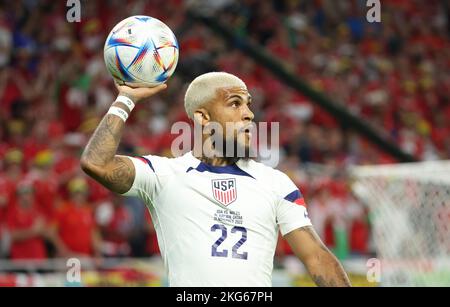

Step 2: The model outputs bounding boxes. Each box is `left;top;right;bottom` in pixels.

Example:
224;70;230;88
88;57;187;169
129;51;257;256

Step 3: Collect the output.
192;148;239;166
200;156;240;166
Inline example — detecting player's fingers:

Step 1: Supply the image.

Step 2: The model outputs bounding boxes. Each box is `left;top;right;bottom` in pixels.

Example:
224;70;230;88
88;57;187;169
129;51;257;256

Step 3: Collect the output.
147;83;167;95
114;82;167;102
134;84;167;99
114;80;129;91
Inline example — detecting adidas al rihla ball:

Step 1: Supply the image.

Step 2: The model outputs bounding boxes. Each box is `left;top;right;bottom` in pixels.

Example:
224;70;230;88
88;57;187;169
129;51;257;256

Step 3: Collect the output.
104;15;179;87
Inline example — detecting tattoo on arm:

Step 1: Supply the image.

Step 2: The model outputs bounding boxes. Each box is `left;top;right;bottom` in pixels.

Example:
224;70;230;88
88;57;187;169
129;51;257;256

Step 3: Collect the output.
103;156;135;193
310;264;351;287
298;226;352;287
312;275;337;287
84;114;122;166
81;105;135;194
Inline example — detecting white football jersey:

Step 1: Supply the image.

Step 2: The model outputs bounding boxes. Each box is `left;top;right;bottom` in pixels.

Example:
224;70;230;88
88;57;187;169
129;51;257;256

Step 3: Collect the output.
123;151;311;287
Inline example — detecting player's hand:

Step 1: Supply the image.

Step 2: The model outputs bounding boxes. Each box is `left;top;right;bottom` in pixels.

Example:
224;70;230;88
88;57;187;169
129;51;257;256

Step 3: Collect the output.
115;82;167;103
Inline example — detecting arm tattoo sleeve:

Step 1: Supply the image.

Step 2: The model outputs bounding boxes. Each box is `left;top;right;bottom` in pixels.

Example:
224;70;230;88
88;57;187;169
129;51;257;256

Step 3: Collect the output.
81;104;135;194
84;115;122;167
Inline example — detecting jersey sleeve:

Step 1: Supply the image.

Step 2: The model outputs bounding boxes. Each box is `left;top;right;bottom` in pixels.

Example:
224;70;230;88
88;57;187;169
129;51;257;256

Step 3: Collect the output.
121;155;172;205
274;171;312;236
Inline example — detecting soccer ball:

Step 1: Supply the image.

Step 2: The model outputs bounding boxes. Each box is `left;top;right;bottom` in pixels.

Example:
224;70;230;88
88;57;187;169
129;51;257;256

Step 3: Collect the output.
104;15;179;87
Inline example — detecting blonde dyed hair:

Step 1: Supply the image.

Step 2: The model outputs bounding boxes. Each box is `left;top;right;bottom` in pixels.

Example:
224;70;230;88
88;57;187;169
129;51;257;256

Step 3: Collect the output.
184;72;247;119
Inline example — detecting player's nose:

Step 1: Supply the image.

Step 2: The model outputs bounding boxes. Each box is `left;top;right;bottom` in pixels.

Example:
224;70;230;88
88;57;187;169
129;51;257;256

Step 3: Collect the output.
242;104;254;122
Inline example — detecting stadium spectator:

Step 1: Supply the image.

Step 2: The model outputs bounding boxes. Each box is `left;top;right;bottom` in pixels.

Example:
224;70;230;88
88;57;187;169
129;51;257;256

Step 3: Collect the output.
25;150;59;220
51;178;102;257
0;148;25;209
5;181;47;260
96;195;133;257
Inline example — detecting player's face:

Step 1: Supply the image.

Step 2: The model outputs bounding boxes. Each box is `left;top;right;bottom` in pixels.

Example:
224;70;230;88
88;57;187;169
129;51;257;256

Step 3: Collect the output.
206;86;254;157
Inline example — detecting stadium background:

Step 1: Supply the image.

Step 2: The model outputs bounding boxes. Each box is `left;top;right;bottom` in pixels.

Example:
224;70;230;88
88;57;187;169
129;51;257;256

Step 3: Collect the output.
0;0;448;286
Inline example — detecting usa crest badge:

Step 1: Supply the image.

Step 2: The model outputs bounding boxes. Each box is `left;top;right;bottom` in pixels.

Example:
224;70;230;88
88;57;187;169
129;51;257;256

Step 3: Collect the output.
212;178;237;206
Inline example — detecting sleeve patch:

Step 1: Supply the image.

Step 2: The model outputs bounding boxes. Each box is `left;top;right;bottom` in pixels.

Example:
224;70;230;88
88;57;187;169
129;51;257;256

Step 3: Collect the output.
294;197;306;207
284;190;307;207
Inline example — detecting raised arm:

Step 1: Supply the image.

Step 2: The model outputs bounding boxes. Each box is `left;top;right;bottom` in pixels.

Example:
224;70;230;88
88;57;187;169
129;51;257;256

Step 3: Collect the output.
80;83;167;194
284;226;351;287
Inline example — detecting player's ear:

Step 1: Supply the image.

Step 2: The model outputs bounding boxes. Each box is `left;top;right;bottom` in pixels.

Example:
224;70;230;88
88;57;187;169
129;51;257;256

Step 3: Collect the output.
194;108;210;126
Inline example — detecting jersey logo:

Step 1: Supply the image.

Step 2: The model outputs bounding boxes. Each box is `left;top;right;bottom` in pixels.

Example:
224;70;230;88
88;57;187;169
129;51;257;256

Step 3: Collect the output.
212;178;237;206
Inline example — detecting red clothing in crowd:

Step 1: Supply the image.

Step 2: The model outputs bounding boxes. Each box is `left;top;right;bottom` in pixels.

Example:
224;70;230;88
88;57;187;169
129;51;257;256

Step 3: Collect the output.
350;220;369;254
59;84;84;132
53;155;79;176
0;206;5;226
28;175;59;220
103;205;132;244
22;139;49;165
87;178;110;203
0;176;18;209
6;204;47;260
54;202;96;256
0;179;11;218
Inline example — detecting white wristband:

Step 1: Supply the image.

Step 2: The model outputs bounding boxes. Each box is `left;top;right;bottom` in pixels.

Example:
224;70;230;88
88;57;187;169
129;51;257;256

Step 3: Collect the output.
107;106;129;122
115;95;135;112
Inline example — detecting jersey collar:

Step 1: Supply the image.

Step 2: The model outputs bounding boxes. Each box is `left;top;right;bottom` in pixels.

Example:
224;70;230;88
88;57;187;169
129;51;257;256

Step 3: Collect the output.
185;151;255;179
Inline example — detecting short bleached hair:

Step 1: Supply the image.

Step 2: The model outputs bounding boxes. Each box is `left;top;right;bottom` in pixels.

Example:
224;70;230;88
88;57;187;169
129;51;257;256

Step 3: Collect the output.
184;72;247;119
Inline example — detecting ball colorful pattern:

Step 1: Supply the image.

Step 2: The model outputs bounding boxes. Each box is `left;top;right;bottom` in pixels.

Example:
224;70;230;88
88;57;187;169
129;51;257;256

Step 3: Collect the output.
104;15;179;87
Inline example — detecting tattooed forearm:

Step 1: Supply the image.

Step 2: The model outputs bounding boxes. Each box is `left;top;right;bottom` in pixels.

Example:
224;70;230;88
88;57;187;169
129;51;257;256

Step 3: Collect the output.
287;226;351;287
312;275;337;287
83;114;123;167
310;260;351;287
81;103;135;194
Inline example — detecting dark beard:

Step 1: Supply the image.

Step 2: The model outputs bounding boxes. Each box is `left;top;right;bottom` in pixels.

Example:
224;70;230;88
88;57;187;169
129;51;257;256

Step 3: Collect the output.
212;136;252;162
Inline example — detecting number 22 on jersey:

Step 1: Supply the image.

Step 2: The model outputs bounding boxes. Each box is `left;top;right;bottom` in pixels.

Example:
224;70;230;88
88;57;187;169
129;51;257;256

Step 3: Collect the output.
210;224;248;260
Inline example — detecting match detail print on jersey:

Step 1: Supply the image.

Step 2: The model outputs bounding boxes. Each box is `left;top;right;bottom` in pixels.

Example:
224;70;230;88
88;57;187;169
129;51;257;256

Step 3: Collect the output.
212;178;237;206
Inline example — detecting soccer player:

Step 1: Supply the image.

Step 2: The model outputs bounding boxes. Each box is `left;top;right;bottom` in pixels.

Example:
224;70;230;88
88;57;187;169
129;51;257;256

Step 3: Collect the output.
81;72;351;287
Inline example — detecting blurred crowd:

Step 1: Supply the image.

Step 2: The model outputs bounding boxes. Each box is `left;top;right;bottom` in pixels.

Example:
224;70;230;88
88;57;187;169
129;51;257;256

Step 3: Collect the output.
0;0;448;263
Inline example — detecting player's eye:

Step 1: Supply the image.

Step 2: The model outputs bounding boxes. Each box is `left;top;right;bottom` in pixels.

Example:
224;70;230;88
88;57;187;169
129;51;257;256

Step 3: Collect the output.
231;101;241;108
